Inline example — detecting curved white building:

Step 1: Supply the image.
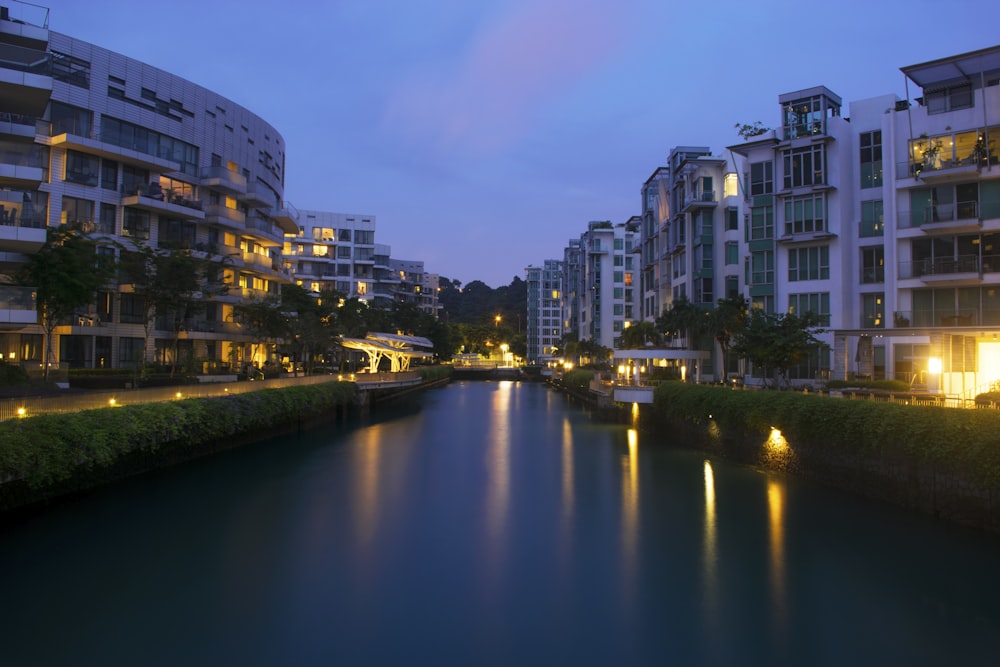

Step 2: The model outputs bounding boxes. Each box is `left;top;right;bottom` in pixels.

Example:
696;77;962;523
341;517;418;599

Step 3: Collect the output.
1;3;298;372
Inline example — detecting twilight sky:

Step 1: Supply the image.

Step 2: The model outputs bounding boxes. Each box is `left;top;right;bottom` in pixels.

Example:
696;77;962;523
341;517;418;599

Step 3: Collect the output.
34;0;1000;287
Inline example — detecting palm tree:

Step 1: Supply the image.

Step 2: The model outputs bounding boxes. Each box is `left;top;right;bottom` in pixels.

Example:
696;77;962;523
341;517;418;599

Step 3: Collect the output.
620;321;662;349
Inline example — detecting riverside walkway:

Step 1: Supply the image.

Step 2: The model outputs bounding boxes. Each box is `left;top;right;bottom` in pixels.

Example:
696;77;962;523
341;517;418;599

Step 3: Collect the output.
0;372;421;422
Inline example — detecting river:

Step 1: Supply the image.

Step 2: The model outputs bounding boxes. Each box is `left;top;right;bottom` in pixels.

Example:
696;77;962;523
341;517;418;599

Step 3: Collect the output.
0;380;998;666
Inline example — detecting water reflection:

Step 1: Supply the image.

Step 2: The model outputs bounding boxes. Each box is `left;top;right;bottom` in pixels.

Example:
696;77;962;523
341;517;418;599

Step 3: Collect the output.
767;477;788;649
702;459;719;625
484;380;513;589
620;428;640;603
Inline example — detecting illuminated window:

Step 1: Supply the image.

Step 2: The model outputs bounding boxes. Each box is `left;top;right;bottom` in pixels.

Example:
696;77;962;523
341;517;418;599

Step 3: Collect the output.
724;173;739;198
357;282;368;295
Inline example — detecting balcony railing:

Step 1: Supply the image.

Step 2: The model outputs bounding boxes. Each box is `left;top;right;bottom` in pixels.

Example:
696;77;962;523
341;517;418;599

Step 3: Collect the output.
0;42;51;76
898;255;979;279
199;165;247;193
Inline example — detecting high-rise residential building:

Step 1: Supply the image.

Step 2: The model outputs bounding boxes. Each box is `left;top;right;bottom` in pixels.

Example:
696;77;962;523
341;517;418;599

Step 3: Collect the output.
525;260;564;364
285;210;376;300
639;167;670;323
564;220;639;350
390;258;440;316
1;5;297;371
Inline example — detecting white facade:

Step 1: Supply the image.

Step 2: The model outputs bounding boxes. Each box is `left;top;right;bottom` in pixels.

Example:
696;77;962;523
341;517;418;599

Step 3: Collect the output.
1;7;296;370
525;260;564;363
286;210;376;300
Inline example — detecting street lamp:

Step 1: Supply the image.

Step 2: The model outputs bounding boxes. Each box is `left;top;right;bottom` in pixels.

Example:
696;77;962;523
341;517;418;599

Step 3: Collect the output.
495;314;502;328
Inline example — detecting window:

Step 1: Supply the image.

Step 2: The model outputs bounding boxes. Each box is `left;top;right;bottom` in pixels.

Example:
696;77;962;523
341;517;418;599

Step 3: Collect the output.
725;276;740;299
725;241;739;265
726;207;739;231
99;203;116;234
750;250;774;285
65;151;99;185
862;293;885;328
118;337;144;366
860;200;884;237
783;145;824;188
750;206;774;240
337;246;351;259
750;161;773;196
925;84;973;115
788;292;830;326
100;116;199;176
101;159;118;191
696;277;713;304
788;246;830;281
860;131;882;188
613;271;624;284
354;230;374;245
60;196;93;227
50;101;92;137
862;247;885;284
784;194;825;235
123;208;151;240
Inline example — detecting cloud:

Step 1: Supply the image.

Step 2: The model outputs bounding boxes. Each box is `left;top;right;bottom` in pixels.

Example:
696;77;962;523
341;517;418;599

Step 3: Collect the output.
380;0;633;158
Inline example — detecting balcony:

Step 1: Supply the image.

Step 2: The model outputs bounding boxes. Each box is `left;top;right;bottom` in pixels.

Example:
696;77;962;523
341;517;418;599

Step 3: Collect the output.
0;285;37;330
268;201;300;235
200;165;246;195
42;130;177;174
203;203;246;231
241;183;274;209
897;201;984;234
0;42;51;116
245;212;284;244
682;190;717;212
120;185;205;220
0;139;46;186
0;210;45;253
899;254;981;283
904;308;981;328
0;112;37;139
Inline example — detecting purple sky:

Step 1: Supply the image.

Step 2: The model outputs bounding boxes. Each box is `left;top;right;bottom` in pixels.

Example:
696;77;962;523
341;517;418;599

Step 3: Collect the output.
35;0;1000;287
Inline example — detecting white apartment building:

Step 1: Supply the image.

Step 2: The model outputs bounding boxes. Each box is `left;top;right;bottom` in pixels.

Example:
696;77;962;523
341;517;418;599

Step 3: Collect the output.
564;220;639;350
285;210;376;300
1;5;296;371
525;260;564;364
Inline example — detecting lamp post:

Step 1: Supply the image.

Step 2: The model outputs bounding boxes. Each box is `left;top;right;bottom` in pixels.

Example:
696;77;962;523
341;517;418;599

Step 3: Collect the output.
495;314;501;328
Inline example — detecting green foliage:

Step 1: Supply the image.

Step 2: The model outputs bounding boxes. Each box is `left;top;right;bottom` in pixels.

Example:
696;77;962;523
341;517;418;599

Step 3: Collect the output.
731;309;825;386
0;382;357;494
652;383;1000;487
620;321;662;349
0;362;29;386
15;227;115;375
418;365;454;382
735;121;771;140
562;369;595;391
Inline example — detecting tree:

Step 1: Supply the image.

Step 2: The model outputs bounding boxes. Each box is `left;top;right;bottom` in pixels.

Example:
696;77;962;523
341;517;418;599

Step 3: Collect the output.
656;296;709;347
620;321;662;349
120;242;229;377
731;309;825;387
16;226;115;379
706;296;748;380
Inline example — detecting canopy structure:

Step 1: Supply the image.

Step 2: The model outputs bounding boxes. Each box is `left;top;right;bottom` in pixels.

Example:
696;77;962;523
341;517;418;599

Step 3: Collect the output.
340;332;434;373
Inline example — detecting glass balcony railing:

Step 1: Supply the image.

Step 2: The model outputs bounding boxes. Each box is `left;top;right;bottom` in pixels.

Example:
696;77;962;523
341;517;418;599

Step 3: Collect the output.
898;254;979;279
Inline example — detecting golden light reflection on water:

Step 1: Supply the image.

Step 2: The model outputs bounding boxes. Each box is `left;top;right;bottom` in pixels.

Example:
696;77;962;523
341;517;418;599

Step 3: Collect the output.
767;478;788;641
561;417;574;520
702;459;718;622
620;428;640;598
484;381;513;589
353;423;386;555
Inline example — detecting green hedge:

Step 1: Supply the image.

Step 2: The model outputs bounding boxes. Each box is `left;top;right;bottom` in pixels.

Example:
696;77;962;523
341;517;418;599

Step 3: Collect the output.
562;369;595;391
418;365;454;383
652;382;1000;487
0;381;357;495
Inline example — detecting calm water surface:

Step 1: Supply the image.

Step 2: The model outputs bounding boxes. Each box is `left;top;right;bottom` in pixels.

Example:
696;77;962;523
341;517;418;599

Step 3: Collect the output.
1;380;998;666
